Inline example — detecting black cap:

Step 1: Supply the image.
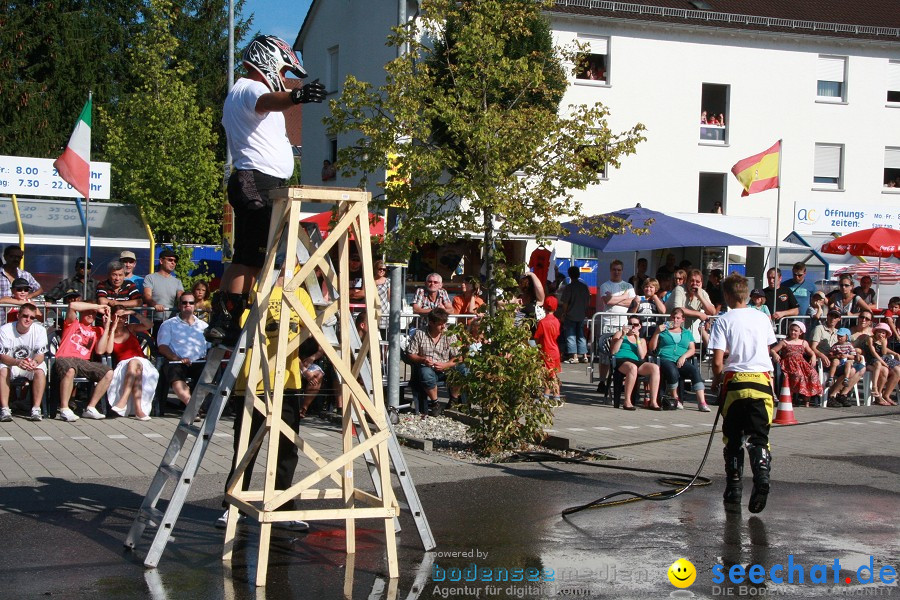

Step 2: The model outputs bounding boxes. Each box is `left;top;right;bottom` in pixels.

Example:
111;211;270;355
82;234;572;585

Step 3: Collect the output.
11;277;30;290
827;309;842;318
750;288;765;297
75;257;93;269
159;249;177;260
62;288;82;299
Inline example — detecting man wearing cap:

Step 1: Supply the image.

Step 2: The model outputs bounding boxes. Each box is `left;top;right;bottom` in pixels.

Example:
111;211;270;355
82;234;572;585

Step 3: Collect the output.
0;302;48;422
119;251;144;293
97;260;142;308
0;277;44;326
53;298;114;422
0;247;42;307
45;257;97;303
142;249;184;326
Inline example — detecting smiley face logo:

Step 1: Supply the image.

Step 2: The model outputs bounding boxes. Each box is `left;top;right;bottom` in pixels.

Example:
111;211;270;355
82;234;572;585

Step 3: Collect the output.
667;558;696;588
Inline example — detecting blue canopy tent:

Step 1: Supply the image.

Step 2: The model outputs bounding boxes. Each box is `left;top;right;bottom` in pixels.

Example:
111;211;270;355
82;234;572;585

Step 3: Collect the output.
560;204;759;251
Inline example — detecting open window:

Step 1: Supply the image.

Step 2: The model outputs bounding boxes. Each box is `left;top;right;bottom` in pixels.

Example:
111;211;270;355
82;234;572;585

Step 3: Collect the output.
574;36;609;85
885;147;900;190
698;173;726;214
699;83;729;144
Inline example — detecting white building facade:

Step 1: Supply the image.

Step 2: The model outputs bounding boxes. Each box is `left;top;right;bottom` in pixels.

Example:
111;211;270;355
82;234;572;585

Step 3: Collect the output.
295;1;900;275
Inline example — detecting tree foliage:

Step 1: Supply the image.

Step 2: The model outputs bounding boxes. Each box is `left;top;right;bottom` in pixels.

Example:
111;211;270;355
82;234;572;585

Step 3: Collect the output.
446;305;554;456
99;0;221;244
325;0;646;300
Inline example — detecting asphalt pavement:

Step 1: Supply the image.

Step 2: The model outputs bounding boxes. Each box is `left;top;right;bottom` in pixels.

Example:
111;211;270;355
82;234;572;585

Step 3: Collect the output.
0;362;898;599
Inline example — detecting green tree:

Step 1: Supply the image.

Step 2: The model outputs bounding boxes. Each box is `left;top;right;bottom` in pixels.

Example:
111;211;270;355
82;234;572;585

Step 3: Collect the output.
325;0;646;304
100;0;222;244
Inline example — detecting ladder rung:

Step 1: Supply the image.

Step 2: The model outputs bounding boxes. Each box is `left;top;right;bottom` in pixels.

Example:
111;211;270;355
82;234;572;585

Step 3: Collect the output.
159;464;184;482
177;423;202;437
140;506;165;525
194;382;218;395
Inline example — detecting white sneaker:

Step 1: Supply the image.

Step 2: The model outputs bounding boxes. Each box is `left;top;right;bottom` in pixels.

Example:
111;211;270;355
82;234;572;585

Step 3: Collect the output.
273;519;309;532
29;407;43;421
0;407;11;422
82;406;106;420
57;408;80;422
215;510;246;529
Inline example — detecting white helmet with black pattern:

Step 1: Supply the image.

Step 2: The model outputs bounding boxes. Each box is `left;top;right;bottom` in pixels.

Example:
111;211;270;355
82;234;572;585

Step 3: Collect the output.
242;35;307;93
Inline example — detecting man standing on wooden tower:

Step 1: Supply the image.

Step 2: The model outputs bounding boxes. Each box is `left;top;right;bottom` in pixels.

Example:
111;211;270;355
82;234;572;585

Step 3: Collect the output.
207;35;325;345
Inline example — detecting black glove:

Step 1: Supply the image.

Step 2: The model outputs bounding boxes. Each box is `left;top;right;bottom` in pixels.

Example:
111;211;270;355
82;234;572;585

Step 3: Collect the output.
290;79;326;104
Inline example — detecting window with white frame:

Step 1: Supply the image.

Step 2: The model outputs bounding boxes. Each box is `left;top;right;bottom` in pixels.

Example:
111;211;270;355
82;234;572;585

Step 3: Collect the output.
813;144;843;189
885;147;900;189
327;46;340;93
816;55;847;101
574;36;609;84
888;61;900;104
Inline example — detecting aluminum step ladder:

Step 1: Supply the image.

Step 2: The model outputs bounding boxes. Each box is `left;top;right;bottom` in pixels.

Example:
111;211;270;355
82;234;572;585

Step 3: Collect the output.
123;334;249;567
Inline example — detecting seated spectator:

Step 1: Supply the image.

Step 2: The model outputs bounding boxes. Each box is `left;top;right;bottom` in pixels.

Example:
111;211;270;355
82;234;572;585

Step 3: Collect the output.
452;277;485;315
412;273;453;328
811;311;861;406
347;250;365;303
406;307;463;416
853;276;876;307
52;297;113;422
321;159;336;181
97;260;142;308
828;275;870;316
650;308;709;412
862;323;900;405
191;281;212;320
120;250;144;293
826;327;864;390
609;316;660;410
0;247;42;319
850;309;875;345
46;257;97;303
0;303;48;422
156;293;208;406
882;296;900;345
143;249;184;328
298;337;334;417
104;307;157;420
1;278;43;325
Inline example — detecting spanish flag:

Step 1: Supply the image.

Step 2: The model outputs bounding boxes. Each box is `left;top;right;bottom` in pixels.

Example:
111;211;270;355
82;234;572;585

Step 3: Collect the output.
731;141;780;197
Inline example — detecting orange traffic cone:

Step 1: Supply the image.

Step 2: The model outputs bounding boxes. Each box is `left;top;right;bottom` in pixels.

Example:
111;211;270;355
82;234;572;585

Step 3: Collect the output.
773;383;799;425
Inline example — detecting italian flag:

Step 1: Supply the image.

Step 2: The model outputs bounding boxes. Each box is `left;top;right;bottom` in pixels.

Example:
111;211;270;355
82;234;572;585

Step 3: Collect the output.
54;97;92;199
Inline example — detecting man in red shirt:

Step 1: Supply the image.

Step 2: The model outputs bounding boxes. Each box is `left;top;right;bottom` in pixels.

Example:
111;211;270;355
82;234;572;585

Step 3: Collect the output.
53;292;114;422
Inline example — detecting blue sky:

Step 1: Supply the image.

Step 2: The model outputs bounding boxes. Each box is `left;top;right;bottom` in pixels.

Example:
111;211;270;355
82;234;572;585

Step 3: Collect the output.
241;0;314;60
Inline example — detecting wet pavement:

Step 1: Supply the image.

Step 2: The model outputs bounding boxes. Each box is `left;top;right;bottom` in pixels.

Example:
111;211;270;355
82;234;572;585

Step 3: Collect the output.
0;364;898;599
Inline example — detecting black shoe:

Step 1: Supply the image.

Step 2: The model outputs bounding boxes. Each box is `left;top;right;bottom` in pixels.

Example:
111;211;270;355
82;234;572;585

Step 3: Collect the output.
747;445;771;514
723;447;744;508
596;381;607;395
429;402;444;417
205;292;245;345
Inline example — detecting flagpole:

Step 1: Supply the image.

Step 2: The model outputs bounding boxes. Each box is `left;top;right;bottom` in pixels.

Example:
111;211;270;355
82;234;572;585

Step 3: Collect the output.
771;138;783;316
82;91;93;300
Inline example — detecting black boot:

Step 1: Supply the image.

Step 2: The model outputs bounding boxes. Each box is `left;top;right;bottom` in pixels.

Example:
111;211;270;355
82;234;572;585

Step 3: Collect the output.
723;447;744;509
747;444;772;514
205;292;246;345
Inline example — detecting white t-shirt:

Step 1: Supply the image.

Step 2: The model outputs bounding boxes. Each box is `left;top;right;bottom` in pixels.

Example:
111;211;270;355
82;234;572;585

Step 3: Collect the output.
222;78;294;179
0;322;48;362
708;307;776;373
598;280;635;332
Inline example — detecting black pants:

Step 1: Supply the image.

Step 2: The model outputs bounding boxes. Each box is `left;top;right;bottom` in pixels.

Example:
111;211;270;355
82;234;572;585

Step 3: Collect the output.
224;394;301;511
720;373;774;452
